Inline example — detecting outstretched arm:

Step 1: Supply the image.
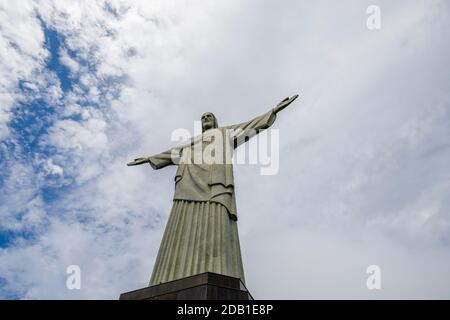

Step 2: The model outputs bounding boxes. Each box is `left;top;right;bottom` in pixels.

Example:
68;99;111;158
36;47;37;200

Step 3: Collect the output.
225;94;299;148
273;94;299;114
127;147;183;169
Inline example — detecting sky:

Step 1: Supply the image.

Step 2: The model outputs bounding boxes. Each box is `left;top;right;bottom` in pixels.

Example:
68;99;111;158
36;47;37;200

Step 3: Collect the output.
0;0;450;299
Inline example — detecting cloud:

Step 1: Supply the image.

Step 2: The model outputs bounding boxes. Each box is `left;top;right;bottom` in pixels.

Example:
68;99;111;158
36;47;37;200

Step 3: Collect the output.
0;0;48;139
1;0;450;299
0;159;47;232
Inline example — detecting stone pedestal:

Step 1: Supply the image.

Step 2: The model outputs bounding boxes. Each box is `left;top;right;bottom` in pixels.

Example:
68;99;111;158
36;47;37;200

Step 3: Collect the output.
119;272;253;300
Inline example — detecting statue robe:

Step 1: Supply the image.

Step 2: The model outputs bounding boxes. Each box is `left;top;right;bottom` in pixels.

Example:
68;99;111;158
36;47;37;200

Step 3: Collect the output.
148;108;277;285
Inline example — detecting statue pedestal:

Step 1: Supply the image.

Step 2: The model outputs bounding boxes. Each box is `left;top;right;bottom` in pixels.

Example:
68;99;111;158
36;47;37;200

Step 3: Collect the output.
119;272;253;300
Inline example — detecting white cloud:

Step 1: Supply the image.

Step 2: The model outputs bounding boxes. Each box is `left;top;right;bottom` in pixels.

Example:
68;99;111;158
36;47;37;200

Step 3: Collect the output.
42;116;109;183
0;160;46;231
1;0;450;299
43;159;64;176
0;0;48;140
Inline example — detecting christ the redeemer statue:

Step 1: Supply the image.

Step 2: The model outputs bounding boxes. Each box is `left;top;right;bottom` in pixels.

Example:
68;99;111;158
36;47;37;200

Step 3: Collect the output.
127;95;298;286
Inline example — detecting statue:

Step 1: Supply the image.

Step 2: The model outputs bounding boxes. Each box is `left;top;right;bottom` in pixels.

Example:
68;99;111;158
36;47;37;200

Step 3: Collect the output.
127;95;299;286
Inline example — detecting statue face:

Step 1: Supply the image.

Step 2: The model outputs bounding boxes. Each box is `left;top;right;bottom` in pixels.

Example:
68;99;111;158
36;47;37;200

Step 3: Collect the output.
201;112;216;132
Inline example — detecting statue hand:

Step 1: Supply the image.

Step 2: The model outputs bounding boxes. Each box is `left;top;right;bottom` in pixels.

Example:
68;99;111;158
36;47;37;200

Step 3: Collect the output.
127;157;150;166
273;94;299;114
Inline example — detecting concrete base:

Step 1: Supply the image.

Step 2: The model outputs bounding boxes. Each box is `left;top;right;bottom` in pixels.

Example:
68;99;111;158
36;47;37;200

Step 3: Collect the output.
119;272;253;300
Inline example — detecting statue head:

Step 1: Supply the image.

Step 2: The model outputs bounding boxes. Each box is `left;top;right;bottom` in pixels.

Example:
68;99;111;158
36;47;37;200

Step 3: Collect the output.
201;112;218;132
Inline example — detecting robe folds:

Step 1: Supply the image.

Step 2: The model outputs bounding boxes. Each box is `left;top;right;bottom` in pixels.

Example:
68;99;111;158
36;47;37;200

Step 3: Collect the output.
148;108;276;285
